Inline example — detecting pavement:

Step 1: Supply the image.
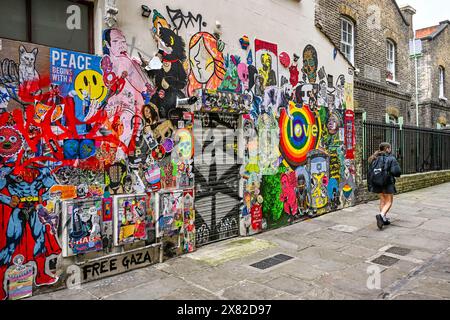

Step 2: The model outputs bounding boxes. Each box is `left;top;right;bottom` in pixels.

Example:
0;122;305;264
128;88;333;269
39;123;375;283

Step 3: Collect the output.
29;182;450;300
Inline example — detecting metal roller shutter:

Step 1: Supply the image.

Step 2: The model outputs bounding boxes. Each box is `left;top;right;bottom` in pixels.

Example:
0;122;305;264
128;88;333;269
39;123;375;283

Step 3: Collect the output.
194;113;240;247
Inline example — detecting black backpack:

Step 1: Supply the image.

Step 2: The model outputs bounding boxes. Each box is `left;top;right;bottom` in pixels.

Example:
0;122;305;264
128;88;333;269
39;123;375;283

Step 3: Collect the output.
368;155;390;188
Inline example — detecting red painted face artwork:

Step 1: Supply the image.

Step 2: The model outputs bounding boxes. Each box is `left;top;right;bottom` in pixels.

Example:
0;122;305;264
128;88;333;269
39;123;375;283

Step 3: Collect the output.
0;126;24;158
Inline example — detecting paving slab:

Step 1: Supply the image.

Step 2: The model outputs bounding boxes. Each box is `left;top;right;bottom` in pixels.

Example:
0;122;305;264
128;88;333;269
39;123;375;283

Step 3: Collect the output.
220;280;287;300
263;275;314;296
158;285;219;300
418;217;450;234
398;276;450;299
391;292;445;300
103;275;189;300
179;268;242;294
338;245;379;259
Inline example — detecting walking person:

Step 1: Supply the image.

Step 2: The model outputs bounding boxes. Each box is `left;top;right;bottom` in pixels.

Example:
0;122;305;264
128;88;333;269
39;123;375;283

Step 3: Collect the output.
367;142;402;230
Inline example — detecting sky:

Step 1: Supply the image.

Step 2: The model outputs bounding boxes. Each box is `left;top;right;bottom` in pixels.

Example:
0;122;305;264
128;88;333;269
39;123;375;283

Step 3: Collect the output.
396;0;450;30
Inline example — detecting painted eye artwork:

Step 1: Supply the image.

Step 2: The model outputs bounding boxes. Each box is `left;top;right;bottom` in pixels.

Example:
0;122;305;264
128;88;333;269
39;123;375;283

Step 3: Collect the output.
0;126;24;158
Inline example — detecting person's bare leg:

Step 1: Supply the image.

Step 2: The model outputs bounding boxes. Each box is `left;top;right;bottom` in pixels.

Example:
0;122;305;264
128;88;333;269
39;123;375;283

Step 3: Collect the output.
379;194;385;213
383;194;394;216
381;194;393;216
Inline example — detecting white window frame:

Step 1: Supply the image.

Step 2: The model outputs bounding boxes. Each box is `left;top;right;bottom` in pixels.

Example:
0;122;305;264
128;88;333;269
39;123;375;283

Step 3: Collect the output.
386;40;396;82
439;66;447;100
340;17;355;65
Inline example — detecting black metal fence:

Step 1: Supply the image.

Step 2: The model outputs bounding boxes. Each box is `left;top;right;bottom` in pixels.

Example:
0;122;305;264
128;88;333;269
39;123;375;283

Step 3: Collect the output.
362;121;450;177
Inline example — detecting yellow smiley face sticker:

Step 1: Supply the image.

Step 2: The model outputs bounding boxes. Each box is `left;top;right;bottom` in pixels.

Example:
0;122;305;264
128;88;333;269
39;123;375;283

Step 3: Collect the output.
74;70;107;102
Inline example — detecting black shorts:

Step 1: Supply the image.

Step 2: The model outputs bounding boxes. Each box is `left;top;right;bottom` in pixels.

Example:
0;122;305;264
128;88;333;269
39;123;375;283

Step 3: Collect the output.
371;184;397;194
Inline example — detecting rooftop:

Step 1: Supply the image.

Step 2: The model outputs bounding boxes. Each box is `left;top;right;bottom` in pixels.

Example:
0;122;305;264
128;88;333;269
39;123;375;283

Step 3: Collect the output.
416;20;449;40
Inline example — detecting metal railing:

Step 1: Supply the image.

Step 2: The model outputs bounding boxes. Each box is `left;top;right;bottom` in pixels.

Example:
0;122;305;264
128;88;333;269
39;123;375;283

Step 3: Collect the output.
362;121;450;177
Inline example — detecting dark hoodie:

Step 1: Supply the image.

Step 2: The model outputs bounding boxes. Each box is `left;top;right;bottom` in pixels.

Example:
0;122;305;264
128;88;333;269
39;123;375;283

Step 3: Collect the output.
368;151;402;185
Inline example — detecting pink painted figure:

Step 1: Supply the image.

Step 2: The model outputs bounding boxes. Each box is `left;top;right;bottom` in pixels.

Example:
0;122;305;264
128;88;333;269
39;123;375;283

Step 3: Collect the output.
279;52;291;68
102;28;151;160
280;172;298;216
237;63;249;91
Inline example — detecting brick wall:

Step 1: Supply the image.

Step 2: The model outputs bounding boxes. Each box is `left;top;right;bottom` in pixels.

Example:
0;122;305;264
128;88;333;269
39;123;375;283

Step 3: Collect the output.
355;169;450;203
315;0;415;124
416;23;450;128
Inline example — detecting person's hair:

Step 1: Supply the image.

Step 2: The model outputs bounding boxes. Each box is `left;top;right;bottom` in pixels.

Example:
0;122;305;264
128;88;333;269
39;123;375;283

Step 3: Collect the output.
103;29;112;55
379;142;391;152
368;142;391;164
142;103;159;123
102;28;123;55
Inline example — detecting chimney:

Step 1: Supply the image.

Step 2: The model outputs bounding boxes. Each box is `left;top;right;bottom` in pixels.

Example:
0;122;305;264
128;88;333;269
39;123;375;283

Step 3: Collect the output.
400;5;416;27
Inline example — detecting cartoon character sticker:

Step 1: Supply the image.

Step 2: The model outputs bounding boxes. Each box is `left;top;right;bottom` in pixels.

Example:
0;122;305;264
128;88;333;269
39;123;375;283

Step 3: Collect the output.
0;127;24;159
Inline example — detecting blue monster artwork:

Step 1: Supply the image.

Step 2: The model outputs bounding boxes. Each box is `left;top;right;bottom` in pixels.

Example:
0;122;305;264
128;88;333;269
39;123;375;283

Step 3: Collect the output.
0;165;62;300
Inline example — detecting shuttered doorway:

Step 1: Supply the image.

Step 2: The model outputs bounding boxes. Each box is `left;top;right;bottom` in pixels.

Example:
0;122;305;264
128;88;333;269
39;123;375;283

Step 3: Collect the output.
194;113;241;247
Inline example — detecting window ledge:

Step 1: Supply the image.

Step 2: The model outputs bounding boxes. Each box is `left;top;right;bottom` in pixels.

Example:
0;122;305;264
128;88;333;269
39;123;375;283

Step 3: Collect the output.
386;79;400;86
439;96;448;101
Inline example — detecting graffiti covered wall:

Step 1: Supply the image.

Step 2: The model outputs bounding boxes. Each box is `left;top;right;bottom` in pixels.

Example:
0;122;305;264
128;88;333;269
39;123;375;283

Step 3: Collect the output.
114;0;355;235
0;0;354;299
0;21;195;298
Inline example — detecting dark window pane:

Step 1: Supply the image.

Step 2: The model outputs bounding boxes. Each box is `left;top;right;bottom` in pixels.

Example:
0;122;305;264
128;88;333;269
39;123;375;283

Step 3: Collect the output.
31;0;90;52
0;0;27;41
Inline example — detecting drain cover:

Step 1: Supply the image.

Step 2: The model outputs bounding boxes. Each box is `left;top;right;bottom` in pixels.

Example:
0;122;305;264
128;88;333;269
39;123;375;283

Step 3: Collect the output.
250;254;294;270
371;255;400;266
386;246;411;256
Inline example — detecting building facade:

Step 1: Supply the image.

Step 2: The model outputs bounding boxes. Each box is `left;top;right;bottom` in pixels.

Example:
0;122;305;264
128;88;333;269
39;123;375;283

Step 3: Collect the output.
0;0;354;299
315;0;416;126
415;21;450;129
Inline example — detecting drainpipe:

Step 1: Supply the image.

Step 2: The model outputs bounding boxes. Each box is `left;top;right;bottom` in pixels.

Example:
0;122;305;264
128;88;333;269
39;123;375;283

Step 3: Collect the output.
413;37;419;127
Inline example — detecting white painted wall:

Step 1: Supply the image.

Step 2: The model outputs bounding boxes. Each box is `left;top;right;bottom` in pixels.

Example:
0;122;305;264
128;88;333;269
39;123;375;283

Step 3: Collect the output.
104;0;353;84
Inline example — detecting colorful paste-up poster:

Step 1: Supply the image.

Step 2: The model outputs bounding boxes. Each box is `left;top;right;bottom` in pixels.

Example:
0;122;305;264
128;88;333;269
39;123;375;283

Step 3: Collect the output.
6;255;33;300
102;197;113;222
0;38;51;112
254;39;279;91
160;157;178;190
146;192;157;244
113;194;151;246
50;48;106;134
157;190;184;238
144;163;161;192
344;110;355;160
344;82;354;111
278;51;292;91
62;198;103;257
182;189;195;253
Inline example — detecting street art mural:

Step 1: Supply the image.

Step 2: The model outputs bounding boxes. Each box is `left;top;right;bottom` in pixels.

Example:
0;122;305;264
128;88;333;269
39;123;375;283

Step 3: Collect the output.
0;3;355;299
187;32;226;97
238;39;356;232
113;194;152;246
157;189;195;255
0;9;196;297
62;198;103;256
255;39;278;90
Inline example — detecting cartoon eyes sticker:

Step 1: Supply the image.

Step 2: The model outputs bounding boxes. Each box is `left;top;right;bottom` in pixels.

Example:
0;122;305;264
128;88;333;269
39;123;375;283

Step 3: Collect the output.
0;136;15;143
0;126;24;158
